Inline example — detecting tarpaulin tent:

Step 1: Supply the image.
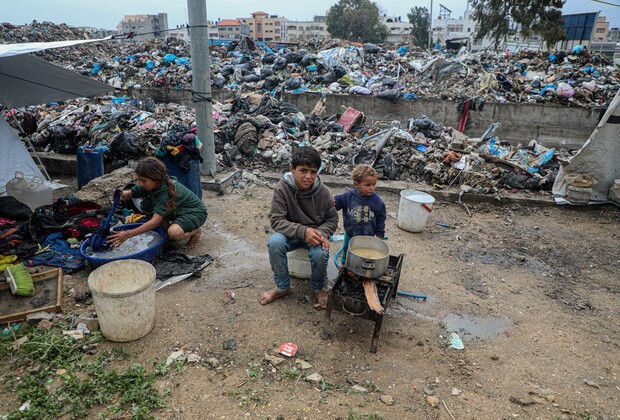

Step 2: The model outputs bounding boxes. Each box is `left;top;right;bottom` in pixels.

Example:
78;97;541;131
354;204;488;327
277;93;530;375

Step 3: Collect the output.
0;38;113;195
553;89;620;205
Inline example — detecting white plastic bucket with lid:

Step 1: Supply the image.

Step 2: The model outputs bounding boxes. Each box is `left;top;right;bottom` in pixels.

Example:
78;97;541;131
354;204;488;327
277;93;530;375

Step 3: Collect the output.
287;248;311;280
397;190;435;232
87;259;156;342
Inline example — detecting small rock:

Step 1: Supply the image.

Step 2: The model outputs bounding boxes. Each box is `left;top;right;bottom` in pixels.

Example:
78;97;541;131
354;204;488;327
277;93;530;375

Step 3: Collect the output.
187;353;202;363
306;373;323;382
26;311;54;321
451;387;461;396
37;319;53;331
62;330;84;341
264;354;285;365
583;379;600;389
509;395;535;406
380;394;394;405
206;357;219;367
601;336;611;343
490;355;499;361
516;255;527;262
426;395;439;407
423;385;435;396
166;350;186;366
545;395;556;403
416;340;424;346
351;385;368;393
222;338;237;351
56;368;67;375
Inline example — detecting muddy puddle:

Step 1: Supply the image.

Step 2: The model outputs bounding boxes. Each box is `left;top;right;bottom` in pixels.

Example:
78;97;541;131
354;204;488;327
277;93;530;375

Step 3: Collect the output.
443;313;511;341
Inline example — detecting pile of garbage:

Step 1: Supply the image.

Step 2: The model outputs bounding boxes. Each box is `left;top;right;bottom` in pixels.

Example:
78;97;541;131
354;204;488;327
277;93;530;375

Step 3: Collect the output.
3;21;618;108
0;20;93;43
8;92;563;194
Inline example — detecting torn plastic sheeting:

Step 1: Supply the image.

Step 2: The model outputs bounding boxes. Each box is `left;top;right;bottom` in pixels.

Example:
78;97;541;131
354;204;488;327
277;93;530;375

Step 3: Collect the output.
315;47;364;70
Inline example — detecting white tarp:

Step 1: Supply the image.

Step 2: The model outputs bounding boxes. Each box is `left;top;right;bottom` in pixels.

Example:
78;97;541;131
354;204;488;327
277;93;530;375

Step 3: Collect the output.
552;89;620;204
0;37;111;58
0;117;43;196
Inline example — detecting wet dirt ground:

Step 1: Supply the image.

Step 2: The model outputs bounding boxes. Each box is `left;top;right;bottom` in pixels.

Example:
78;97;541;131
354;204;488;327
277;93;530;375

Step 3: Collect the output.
54;180;620;418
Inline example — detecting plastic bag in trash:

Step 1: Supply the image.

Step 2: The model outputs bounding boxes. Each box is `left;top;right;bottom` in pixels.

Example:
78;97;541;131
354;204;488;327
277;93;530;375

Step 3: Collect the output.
263;76;281;90
273;56;288;71
260;67;274;80
363;43;380;54
242;74;260;83
109;132;145;160
262;53;276;64
376;89;400;103
284;77;302;90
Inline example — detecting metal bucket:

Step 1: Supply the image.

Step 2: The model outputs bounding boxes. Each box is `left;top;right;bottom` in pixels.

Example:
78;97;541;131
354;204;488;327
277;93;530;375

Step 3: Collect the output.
345;236;390;278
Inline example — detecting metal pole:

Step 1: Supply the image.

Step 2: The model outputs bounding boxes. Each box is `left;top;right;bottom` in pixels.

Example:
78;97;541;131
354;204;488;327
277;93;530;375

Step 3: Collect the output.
428;0;433;50
187;0;216;176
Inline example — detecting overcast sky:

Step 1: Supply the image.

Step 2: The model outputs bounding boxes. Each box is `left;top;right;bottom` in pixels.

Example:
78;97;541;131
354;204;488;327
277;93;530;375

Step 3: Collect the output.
3;0;619;31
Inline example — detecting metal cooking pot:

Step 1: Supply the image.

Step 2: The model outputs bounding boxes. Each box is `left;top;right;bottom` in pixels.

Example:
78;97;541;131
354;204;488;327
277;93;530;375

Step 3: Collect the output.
345;236;390;278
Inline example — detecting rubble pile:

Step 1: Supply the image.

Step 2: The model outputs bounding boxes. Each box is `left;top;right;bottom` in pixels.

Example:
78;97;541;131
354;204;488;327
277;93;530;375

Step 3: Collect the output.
10;93;562;195
2;21;618;108
0;20;92;43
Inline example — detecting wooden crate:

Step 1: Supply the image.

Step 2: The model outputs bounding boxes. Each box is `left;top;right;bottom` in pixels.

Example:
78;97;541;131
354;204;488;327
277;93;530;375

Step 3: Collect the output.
0;268;63;324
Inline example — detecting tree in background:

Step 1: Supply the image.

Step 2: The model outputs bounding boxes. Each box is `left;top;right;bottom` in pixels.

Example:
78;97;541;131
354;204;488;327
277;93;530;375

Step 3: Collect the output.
471;0;565;49
407;6;430;48
326;0;389;43
522;2;566;48
470;0;514;48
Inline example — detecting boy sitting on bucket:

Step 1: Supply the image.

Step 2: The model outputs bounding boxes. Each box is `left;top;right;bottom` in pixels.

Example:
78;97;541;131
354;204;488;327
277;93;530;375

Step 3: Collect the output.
260;146;338;308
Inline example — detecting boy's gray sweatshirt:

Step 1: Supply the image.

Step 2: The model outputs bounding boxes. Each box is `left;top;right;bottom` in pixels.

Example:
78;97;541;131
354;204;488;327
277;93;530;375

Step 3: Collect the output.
269;172;339;241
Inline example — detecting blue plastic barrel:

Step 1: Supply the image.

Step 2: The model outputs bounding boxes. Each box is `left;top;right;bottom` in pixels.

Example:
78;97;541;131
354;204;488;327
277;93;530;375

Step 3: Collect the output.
161;156;202;199
77;146;106;189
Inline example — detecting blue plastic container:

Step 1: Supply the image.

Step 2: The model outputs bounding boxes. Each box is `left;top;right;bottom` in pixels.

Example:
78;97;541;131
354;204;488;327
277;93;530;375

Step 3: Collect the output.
79;223;167;269
161;155;202;199
77;146;106;189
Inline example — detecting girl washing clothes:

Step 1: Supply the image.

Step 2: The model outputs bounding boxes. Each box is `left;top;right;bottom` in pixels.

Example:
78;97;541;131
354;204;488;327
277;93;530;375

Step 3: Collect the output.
108;157;207;249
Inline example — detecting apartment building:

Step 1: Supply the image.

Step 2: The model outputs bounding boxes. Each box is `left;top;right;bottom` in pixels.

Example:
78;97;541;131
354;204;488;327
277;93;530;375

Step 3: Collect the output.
216;19;250;39
117;13;169;41
239;11;287;42
287;16;329;42
382;15;413;43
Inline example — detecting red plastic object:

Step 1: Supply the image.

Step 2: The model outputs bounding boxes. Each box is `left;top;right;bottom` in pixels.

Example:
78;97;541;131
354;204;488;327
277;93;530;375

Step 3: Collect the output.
337;107;364;132
279;342;298;357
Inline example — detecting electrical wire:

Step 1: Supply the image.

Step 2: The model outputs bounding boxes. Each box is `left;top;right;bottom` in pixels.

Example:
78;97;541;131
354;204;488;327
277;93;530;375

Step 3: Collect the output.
0;71;117;99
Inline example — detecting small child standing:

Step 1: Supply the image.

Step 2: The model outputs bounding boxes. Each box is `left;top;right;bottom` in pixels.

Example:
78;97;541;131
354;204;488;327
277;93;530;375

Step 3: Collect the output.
108;157;207;249
333;164;386;264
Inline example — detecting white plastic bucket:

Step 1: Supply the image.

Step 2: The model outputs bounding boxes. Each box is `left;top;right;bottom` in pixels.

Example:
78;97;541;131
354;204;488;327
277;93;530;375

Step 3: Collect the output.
87;259;156;342
397;190;435;232
287;248;311;280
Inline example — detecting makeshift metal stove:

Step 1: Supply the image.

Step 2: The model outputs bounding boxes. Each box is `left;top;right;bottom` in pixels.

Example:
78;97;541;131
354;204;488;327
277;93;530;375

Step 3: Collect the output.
324;254;403;353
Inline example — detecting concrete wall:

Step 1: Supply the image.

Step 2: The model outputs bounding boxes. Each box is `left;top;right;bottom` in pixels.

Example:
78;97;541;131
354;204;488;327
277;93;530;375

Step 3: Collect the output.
129;88;600;150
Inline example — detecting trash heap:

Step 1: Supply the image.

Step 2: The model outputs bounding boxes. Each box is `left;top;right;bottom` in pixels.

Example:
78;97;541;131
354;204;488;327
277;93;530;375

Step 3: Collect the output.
10;92;562;194
0;20;92;43
2;21;616;108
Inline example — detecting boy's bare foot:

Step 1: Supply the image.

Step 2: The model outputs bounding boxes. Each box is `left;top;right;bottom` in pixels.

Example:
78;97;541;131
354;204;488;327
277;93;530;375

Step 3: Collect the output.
259;288;291;305
184;230;201;249
313;289;328;308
